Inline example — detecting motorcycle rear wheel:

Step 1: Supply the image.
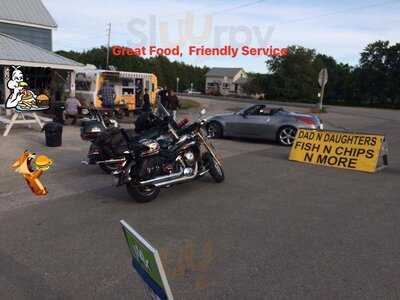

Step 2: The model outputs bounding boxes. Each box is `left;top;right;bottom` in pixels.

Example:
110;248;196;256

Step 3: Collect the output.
126;183;160;203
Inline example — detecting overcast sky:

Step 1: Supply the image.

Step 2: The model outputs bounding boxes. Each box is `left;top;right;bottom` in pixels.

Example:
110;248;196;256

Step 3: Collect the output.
43;0;399;73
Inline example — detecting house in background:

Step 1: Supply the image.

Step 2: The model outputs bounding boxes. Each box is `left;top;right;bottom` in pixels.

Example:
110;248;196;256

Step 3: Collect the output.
0;0;57;50
205;67;248;96
0;0;83;106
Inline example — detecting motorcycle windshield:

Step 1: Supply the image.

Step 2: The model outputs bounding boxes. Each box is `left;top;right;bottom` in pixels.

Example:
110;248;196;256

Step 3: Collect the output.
156;100;170;118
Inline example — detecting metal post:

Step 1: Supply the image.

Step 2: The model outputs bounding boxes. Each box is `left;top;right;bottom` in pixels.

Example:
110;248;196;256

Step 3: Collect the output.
176;77;179;93
318;68;328;112
319;83;326;111
4;66;11;116
69;71;76;97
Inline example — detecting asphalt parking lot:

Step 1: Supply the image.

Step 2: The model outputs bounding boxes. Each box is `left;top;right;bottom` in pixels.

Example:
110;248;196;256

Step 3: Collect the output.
0;98;399;299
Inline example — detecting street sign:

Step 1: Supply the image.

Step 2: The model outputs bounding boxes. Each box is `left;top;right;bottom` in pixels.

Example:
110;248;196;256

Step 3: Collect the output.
120;220;174;300
318;68;328;87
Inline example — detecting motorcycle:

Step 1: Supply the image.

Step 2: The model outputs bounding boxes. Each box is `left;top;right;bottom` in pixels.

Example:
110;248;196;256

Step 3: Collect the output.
80;107;182;174
80;108;123;173
112;106;225;202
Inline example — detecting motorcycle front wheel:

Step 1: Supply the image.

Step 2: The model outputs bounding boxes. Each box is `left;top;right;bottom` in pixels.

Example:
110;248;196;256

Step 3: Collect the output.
202;152;225;183
126;183;160;203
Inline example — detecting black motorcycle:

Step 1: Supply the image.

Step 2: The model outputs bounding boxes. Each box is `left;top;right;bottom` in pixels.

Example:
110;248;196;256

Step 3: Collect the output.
81;108;178;174
80;108;123;173
112;107;225;202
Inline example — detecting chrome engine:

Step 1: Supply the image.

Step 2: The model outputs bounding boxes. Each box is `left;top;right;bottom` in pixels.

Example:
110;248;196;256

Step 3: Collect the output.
183;150;195;166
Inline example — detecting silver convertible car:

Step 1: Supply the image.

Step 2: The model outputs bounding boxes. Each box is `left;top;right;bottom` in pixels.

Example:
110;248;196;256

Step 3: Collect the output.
206;104;323;146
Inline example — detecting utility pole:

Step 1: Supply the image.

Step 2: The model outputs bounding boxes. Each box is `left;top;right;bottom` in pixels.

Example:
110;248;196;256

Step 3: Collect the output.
106;22;111;70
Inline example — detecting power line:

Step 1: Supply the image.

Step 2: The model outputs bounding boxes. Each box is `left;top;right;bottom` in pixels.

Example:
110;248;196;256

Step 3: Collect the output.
156;0;267;20
277;0;400;25
212;0;267;15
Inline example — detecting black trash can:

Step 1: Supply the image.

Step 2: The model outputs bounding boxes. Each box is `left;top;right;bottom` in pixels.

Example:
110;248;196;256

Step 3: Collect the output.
43;122;63;147
53;102;65;124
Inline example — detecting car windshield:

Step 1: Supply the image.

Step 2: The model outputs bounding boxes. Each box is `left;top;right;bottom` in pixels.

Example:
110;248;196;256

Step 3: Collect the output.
243;105;266;115
241;105;285;116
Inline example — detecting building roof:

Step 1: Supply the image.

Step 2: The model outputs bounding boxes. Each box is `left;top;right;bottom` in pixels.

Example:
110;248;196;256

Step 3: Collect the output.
206;67;244;78
0;33;83;70
0;0;57;28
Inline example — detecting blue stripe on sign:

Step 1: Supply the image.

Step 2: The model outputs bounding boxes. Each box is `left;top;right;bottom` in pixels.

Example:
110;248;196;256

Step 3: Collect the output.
132;259;168;300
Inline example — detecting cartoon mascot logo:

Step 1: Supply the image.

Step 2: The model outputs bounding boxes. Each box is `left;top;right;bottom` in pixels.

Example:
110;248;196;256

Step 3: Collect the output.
5;66;50;112
11;150;53;196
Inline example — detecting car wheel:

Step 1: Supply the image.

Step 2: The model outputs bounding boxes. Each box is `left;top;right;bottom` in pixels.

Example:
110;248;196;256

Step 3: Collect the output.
207;122;223;139
277;126;297;146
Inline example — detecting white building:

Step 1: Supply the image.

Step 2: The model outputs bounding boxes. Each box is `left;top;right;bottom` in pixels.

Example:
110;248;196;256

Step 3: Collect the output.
205;67;248;96
0;0;83;104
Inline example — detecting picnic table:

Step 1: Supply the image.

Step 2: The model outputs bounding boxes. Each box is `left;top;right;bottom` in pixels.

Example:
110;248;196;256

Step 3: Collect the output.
0;105;52;136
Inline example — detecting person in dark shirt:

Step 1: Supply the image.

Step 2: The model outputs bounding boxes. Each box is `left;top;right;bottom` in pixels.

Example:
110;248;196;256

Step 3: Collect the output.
142;88;151;112
160;87;169;109
168;90;180;120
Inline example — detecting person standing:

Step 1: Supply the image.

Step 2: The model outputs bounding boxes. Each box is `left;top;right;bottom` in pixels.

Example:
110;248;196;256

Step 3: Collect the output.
168;90;180;121
160;86;169;109
98;81;116;108
142;88;151;112
65;97;81;125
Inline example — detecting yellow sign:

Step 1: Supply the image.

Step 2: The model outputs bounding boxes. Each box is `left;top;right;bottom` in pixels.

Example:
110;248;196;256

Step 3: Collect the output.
289;129;385;173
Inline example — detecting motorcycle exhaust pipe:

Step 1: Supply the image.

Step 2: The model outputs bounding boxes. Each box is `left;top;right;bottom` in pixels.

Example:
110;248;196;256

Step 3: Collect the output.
154;163;199;188
140;168;184;186
96;158;126;164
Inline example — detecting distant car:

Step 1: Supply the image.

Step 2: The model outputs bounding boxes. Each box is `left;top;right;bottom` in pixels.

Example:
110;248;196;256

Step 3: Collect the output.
184;89;202;95
206;104;323;146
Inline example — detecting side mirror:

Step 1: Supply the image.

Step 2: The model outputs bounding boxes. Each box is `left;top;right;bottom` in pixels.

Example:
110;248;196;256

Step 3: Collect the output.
239;112;247;118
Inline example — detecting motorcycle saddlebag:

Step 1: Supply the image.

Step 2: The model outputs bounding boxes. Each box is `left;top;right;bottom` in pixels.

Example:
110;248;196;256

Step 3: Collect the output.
95;128;137;157
81;120;105;141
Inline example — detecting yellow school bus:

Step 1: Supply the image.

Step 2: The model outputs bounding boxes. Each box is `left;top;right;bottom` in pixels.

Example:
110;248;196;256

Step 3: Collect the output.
74;69;158;110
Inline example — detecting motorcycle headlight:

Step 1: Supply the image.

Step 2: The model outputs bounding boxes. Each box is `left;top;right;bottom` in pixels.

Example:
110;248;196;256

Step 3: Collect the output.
184;151;195;162
91;127;102;133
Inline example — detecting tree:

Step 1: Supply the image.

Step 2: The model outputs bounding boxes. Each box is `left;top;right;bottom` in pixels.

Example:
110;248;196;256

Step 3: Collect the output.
266;46;318;101
241;73;268;96
57;41;400;108
353;41;400;106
